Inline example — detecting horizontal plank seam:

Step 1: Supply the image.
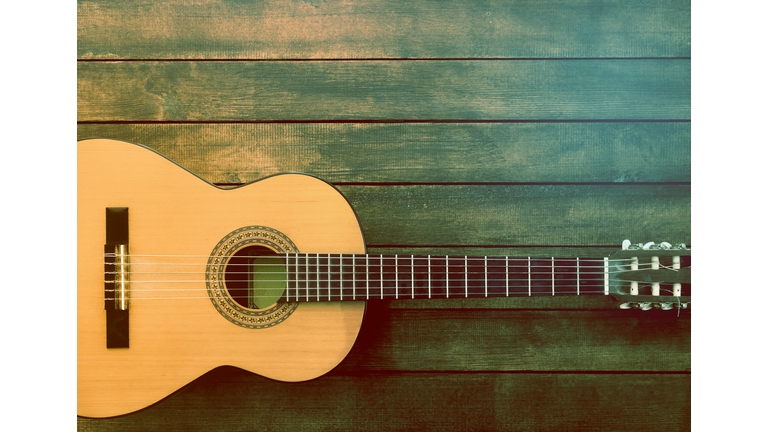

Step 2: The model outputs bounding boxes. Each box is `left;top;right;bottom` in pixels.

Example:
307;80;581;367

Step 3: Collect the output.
365;244;691;249
78;119;692;124
77;57;692;62
331;370;691;375
333;182;691;186
215;182;691;187
379;307;690;312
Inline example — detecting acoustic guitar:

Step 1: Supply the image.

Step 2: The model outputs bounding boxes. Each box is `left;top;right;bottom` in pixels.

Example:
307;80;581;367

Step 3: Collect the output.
77;139;691;418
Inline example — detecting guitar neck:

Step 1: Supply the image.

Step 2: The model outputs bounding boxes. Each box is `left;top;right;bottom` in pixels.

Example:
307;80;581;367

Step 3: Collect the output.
280;253;607;302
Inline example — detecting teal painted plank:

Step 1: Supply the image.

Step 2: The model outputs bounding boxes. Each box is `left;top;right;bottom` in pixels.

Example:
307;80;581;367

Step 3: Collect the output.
77;122;691;183
78;0;691;59
77;60;690;121
341;184;691;246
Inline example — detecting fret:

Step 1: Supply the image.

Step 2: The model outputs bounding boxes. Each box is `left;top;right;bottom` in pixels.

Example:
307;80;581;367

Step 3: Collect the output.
351;254;356;300
445;255;449;298
327;253;332;301
576;257;580;295
427;255;431;298
505;256;509;297
339;254;343;300
528;257;531;296
464;256;468;298
366;254;370;300
551;257;555;296
484;256;488;297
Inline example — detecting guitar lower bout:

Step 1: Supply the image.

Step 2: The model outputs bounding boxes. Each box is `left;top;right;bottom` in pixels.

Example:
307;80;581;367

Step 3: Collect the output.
77;139;367;418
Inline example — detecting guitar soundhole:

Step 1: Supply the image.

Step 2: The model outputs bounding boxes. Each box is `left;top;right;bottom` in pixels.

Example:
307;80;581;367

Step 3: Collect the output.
224;246;287;310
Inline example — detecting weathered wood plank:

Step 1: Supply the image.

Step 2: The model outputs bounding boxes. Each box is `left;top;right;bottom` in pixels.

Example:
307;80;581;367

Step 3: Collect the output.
341;305;690;372
77;0;691;59
77;60;691;121
341;184;690;246
77;122;691;183
77;370;690;432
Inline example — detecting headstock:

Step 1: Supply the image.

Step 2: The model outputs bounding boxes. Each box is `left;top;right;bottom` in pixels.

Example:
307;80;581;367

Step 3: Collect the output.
608;240;691;311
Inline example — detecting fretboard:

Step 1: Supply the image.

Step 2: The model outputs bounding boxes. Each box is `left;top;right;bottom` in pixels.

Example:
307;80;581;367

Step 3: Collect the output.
281;253;606;302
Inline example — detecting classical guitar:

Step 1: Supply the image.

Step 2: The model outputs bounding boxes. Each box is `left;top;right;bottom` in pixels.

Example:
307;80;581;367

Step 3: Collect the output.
77;139;691;418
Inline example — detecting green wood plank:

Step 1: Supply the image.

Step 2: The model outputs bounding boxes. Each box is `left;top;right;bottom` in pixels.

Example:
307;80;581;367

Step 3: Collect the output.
77;371;690;431
341;184;690;246
77;60;690;121
340;305;690;372
77;122;691;183
77;0;691;59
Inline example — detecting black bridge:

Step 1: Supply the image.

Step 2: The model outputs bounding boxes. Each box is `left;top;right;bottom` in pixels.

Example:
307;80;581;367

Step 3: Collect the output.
104;207;129;348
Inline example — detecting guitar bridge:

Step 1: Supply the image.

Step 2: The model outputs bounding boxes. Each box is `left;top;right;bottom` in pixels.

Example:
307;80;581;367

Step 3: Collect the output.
105;207;130;348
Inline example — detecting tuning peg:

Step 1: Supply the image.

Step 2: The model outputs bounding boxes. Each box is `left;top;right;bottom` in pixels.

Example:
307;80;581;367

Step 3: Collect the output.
659;242;672;249
674;243;688;250
622;239;632;250
642;242;655;250
638;302;654;311
619;302;633;309
659;302;674;311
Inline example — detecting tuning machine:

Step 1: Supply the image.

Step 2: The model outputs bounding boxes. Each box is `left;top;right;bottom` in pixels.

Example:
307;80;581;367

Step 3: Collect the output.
619;301;689;310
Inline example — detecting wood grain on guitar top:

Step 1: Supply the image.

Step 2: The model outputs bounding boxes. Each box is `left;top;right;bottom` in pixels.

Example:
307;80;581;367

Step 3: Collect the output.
77;139;366;418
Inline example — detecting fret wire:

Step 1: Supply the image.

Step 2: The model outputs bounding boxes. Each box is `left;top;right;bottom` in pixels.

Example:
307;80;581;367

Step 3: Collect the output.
604;257;609;295
380;254;384;300
316;253;320;302
366;254;370;300
340;255;343;301
484;256;488;297
576;257;580;296
352;254;356;300
411;255;415;299
505;256;509;297
305;253;309;302
327;253;331;301
428;255;432;299
528;257;531;296
551;257;555;296
445;255;449;298
464;256;468;298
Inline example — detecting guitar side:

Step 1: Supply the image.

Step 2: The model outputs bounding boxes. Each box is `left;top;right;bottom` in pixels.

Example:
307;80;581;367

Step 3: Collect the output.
77;139;366;418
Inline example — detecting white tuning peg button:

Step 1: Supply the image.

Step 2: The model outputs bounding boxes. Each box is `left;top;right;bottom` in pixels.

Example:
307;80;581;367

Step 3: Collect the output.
660;302;674;311
660;242;672;249
639;302;654;311
642;242;655;250
622;240;631;250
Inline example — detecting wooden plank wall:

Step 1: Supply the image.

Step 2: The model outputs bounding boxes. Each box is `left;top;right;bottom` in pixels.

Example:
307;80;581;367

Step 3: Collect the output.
77;1;691;431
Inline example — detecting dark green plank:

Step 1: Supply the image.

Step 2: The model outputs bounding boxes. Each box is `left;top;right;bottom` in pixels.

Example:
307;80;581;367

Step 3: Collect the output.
77;60;690;121
341;306;690;372
341;184;690;246
77;0;691;59
77;122;691;183
77;371;690;432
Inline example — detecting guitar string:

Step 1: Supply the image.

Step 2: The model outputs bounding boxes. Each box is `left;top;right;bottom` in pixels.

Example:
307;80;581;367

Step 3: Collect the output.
103;263;685;279
105;253;661;264
104;287;683;301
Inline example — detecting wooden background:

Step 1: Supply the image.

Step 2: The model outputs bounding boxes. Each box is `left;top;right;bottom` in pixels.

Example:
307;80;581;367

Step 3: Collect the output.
77;1;691;431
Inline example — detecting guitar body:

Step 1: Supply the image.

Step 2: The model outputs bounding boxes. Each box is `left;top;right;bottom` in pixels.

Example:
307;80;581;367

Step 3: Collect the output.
77;139;366;418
